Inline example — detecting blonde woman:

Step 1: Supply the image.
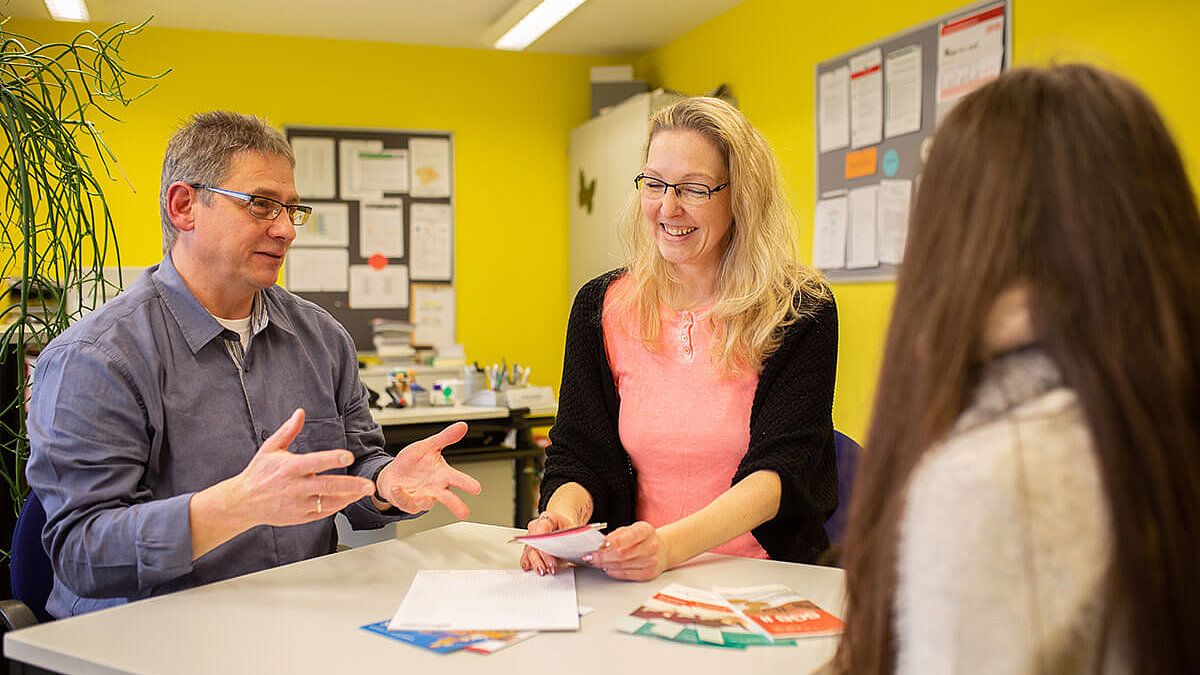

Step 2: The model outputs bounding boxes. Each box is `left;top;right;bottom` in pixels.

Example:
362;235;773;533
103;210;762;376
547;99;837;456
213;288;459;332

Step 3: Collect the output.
522;97;838;580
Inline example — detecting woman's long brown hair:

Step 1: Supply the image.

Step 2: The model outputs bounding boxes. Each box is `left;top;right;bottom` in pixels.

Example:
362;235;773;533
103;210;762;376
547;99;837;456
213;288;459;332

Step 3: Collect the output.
836;64;1200;674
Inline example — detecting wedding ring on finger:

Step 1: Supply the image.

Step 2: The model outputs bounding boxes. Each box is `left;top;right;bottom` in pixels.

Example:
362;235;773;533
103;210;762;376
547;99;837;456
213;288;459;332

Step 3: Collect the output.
316;494;323;515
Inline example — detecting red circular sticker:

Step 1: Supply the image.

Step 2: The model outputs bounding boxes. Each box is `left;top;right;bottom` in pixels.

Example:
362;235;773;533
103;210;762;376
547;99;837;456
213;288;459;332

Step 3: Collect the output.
368;254;388;270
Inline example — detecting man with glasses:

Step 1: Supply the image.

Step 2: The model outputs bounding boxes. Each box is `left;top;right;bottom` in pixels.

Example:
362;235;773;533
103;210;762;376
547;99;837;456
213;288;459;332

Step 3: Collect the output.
26;111;481;618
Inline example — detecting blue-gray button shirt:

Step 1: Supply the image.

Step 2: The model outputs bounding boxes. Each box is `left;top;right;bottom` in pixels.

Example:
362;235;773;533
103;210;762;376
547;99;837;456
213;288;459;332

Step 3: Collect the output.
27;255;411;617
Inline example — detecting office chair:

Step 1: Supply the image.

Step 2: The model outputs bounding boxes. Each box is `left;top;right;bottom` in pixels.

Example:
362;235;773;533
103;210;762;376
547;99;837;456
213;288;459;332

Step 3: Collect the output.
1;490;54;632
819;430;862;566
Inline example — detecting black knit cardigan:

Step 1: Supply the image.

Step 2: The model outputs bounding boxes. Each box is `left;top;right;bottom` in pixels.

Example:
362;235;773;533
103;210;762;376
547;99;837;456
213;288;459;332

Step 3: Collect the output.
539;270;840;563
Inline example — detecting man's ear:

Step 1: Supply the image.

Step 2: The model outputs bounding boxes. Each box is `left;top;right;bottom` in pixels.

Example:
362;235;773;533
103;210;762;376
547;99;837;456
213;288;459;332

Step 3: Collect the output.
166;182;199;232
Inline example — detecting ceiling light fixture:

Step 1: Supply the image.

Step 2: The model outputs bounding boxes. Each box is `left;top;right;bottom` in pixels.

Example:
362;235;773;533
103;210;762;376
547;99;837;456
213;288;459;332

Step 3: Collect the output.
43;0;90;22
487;0;589;51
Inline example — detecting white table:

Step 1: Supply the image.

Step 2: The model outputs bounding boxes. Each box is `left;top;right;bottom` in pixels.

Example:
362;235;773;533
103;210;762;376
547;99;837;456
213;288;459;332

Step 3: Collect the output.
371;403;511;425
4;522;844;675
370;402;557;427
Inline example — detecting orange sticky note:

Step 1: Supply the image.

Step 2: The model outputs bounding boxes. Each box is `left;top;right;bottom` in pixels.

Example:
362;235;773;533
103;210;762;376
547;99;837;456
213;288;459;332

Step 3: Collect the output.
845;148;877;180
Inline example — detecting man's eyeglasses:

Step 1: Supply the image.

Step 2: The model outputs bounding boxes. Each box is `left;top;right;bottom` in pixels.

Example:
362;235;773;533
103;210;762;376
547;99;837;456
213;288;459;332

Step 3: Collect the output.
634;174;730;205
190;185;312;226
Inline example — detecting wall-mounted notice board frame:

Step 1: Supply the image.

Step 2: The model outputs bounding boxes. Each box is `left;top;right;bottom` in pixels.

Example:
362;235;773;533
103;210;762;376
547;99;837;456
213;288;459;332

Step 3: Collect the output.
283;125;455;352
812;0;1012;283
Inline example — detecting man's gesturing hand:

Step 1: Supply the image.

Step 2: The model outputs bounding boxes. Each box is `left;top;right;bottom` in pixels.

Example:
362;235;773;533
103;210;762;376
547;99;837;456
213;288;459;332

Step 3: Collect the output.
229;408;374;527
190;409;375;559
374;422;482;518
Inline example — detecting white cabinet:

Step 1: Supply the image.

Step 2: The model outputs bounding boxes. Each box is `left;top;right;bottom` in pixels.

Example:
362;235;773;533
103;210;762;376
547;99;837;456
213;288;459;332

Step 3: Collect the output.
567;90;680;300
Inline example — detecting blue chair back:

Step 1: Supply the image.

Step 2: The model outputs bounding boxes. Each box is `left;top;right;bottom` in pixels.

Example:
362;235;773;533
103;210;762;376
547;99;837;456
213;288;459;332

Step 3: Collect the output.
825;431;862;545
10;491;54;623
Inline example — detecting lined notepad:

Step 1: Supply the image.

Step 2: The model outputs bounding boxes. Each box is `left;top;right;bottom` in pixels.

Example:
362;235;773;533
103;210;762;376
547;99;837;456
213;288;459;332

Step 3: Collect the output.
388;569;580;632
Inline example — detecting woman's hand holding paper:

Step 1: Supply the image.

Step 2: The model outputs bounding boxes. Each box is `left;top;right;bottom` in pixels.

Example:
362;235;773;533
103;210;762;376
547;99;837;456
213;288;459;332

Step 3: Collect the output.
519;511;575;576
584;521;671;582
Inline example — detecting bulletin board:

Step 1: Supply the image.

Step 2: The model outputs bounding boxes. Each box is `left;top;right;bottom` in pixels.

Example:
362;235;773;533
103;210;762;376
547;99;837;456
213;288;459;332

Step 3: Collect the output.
283;126;456;352
811;0;1011;282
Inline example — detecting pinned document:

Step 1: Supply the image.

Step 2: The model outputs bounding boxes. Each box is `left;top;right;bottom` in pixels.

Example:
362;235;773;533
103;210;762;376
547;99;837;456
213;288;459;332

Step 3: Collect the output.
818;66;850;153
877;179;913;265
359;199;405;258
885;45;923;138
849;48;883;149
294;203;349;248
847;185;880;269
409;138;451;198
813;195;849;270
937;2;1005;122
349;263;408;309
286;248;348;292
410;203;453;281
338;139;385;201
291;137;336;200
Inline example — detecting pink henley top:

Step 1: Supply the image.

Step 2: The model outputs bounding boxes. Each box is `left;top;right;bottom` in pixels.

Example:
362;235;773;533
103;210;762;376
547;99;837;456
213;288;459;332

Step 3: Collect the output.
602;276;767;559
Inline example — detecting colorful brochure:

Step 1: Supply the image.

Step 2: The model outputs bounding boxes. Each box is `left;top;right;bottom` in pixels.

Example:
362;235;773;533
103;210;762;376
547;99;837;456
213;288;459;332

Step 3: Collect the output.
715;585;845;639
360;621;488;653
617;583;843;648
615;583;795;649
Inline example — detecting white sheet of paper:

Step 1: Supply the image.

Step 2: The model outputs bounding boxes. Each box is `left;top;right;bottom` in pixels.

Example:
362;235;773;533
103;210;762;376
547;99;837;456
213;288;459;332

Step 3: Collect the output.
512;523;606;565
354;149;409;194
847;185;879;269
849;48;883;149
877;179;913;265
937;2;1005;123
411;283;456;349
291;137;336;200
358;199;405;258
409;137;451;198
285;248;348;292
388;569;579;632
349;264;408;309
885;44;923;139
812;195;849;270
338;139;384;201
294;203;349;248
818;66;850;153
409;203;453;280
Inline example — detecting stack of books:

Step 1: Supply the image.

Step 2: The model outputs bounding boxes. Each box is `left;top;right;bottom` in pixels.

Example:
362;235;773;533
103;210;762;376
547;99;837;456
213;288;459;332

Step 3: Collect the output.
1;279;62;329
370;319;416;361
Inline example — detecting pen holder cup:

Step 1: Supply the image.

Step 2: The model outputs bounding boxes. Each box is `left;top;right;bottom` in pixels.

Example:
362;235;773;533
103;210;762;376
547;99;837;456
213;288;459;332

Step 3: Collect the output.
459;369;489;399
464;389;503;407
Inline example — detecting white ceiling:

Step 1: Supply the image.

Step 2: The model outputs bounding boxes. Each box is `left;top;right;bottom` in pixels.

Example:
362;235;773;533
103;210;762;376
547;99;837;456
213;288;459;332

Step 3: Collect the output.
0;0;746;56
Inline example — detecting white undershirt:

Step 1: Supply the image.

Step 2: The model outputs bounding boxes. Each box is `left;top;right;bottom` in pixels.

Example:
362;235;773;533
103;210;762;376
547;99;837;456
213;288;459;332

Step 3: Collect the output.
213;314;253;351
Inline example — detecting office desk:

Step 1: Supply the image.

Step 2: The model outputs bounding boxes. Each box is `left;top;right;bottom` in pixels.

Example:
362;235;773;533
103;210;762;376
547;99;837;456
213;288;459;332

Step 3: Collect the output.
4;522;844;675
371;403;556;527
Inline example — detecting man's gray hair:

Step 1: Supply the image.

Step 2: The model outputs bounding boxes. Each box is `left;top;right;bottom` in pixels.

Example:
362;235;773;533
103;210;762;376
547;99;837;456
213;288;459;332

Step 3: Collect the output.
159;111;295;252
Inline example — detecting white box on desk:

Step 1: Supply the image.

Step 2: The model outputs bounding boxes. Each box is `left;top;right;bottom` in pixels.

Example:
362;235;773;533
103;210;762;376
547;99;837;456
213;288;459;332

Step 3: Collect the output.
464;386;555;409
503;386;556;409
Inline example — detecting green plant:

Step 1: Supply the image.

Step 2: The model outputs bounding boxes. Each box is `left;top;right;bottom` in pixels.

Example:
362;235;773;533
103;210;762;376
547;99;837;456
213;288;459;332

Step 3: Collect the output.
0;18;166;545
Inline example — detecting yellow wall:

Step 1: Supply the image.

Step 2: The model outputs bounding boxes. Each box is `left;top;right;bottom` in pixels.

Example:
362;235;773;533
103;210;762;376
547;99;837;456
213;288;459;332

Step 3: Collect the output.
638;0;1200;440
9;3;1199;440
4;18;615;389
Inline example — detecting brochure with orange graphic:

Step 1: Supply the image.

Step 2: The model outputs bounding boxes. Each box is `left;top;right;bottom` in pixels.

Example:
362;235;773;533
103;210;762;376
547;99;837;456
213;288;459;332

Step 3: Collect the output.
715;585;844;639
617;584;792;648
